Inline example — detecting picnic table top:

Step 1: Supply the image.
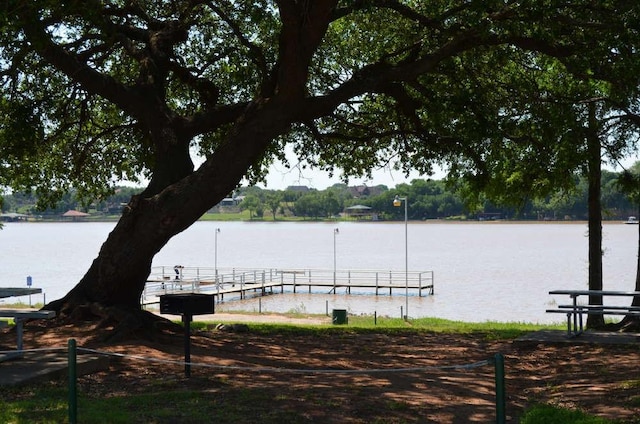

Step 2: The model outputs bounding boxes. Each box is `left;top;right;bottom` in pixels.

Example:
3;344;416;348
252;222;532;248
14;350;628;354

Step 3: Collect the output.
549;290;640;296
0;288;42;299
0;309;55;319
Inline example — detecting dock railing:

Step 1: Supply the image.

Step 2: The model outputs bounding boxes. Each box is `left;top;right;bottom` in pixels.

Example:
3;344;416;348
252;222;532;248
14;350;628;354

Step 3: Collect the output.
142;266;434;305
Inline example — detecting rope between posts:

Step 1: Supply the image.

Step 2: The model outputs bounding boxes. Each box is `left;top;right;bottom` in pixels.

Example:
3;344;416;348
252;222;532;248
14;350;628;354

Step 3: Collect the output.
76;346;493;374
0;347;67;355
59;340;504;424
1;345;494;374
3;343;507;423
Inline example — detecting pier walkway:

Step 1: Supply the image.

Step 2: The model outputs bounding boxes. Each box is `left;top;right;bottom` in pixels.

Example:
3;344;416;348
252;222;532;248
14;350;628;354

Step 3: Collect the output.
142;266;434;306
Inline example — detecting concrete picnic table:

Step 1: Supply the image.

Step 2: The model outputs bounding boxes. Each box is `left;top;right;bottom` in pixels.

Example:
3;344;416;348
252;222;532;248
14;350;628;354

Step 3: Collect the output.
548;290;640;337
1;288;55;360
0;308;56;349
0;287;42;299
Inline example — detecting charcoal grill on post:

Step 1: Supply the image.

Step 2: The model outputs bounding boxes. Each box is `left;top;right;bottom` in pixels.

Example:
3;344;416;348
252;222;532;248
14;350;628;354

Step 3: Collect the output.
160;293;215;377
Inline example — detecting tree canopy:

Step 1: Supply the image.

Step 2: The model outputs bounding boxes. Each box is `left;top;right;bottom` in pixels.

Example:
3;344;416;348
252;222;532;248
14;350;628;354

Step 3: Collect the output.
1;1;639;328
3;2;638;203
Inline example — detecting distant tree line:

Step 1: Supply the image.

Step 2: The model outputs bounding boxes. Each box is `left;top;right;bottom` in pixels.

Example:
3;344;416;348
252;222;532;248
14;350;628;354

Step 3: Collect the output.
237;166;638;221
2;165;638;221
1;186;140;217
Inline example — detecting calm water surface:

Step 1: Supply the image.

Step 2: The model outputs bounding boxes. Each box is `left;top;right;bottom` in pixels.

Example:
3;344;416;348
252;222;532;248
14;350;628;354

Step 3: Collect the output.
1;221;637;324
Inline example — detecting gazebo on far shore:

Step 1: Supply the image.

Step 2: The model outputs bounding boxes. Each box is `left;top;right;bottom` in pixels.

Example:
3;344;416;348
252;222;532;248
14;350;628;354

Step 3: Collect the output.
344;205;375;220
62;210;90;221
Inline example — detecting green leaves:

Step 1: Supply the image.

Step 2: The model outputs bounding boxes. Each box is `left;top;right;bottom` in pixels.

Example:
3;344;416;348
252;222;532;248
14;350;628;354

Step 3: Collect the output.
2;1;640;213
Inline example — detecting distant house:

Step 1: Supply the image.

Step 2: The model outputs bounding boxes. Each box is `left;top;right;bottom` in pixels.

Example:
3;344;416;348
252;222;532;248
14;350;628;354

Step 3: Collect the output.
219;197;238;206
105;203;127;214
62;210;90;221
348;185;370;197
348;185;385;198
0;212;29;222
218;196;245;207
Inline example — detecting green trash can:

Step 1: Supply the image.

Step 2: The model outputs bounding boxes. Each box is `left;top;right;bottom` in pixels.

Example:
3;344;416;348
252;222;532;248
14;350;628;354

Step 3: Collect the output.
332;309;348;325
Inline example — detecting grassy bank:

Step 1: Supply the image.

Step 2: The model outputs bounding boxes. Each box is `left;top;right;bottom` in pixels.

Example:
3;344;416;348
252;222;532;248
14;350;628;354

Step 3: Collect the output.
193;313;563;338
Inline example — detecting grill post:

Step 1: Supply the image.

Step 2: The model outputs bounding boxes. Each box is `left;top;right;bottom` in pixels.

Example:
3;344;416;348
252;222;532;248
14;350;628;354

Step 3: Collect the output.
160;293;215;377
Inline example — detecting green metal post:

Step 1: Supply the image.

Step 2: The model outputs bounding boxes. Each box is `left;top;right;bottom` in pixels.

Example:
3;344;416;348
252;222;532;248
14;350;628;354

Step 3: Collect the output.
494;353;506;424
68;339;77;424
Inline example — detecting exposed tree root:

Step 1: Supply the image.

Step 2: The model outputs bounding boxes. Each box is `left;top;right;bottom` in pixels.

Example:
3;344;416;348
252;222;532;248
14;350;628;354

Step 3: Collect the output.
42;297;183;343
603;316;640;333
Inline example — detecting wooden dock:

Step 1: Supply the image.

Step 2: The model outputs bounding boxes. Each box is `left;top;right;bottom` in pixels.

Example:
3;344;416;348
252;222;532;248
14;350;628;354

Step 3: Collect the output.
142;266;434;305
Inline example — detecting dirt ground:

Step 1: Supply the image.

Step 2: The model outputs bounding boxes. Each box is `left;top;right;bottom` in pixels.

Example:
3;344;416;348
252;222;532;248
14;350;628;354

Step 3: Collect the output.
2;315;640;423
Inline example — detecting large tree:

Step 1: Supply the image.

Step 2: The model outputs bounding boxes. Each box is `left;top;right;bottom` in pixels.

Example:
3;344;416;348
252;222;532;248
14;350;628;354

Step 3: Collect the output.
440;33;640;330
1;2;638;332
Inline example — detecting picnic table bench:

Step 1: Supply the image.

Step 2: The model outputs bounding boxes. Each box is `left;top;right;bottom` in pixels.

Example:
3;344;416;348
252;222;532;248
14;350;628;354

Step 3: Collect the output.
547;290;640;337
0;309;56;361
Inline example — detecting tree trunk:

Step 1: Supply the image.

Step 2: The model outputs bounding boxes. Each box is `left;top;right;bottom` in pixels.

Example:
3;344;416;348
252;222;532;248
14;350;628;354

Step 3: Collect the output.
586;104;605;329
47;100;292;332
38;1;332;335
612;204;640;331
632;206;640;309
635;209;640;302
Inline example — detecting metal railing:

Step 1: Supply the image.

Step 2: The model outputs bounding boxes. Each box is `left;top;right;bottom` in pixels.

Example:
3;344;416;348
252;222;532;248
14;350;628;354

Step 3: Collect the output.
142;266;434;305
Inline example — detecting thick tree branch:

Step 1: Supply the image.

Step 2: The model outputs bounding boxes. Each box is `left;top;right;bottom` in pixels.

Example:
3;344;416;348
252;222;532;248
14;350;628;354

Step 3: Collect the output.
299;28;575;124
275;0;337;100
15;10;159;124
331;0;441;27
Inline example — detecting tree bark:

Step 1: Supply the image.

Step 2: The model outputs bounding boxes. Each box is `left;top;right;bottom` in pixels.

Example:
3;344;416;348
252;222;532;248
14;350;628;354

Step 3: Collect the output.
612;203;640;331
39;2;334;332
635;209;640;303
586;103;605;329
47;99;293;326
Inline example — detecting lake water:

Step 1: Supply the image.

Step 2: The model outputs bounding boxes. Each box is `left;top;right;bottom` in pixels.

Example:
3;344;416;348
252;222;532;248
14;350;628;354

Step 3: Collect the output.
1;220;638;324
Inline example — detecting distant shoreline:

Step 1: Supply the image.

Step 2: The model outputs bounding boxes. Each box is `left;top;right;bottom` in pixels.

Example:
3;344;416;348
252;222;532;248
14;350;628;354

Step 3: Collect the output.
3;217;632;224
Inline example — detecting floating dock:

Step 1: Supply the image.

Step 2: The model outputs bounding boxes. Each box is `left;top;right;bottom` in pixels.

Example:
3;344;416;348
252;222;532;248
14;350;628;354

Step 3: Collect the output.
142;266;434;305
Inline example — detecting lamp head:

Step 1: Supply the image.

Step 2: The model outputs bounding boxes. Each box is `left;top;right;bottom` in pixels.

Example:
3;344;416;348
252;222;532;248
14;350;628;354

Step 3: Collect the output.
393;196;402;207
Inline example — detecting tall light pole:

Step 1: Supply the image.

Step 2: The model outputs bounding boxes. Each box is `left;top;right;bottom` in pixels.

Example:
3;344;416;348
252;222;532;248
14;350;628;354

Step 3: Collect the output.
333;228;339;287
393;195;408;320
214;227;221;281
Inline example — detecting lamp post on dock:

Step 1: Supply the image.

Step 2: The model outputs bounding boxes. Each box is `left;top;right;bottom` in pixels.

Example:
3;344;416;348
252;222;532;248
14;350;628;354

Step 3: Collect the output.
393;195;408;320
214;228;221;281
333;228;339;286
